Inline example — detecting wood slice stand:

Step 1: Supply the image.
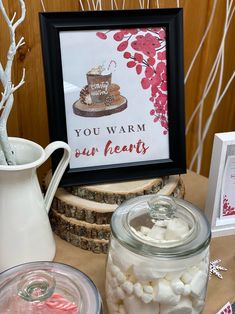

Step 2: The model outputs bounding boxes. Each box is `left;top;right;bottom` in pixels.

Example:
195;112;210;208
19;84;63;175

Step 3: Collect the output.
73;96;127;117
45;173;185;254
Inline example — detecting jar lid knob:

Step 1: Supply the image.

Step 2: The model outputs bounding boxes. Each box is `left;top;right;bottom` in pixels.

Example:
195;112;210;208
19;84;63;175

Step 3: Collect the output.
147;195;176;221
17;270;55;302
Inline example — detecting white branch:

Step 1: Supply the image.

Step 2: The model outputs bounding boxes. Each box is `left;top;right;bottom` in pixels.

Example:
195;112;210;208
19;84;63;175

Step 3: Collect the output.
0;145;7;165
0;0;26;165
40;0;46;12
15;36;25;50
189;0;235;172
0;62;6;86
12;68;25;93
184;0;218;83
12;0;26;31
10;11;16;23
79;0;85;10
186;1;235;135
0;83;11;110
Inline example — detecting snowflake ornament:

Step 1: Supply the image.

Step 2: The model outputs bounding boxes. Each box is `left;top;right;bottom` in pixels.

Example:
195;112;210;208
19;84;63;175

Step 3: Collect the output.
210;259;227;279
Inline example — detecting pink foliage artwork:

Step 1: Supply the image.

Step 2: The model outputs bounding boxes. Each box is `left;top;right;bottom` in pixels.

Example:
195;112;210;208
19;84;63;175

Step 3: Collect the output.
96;28;168;134
223;195;235;216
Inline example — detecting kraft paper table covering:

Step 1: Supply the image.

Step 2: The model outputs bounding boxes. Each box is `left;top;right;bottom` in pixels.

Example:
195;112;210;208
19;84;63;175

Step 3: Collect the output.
53;171;235;314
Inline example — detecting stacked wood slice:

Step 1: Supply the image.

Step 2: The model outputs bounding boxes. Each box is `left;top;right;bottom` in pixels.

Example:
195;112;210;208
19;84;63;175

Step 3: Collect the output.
44;172;185;254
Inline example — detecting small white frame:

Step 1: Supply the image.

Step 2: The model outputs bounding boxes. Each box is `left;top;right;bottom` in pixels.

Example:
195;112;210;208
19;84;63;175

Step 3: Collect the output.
205;132;235;237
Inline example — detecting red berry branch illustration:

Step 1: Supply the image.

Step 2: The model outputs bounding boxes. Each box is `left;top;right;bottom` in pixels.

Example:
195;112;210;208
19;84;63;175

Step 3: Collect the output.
223;195;235;216
96;28;168;134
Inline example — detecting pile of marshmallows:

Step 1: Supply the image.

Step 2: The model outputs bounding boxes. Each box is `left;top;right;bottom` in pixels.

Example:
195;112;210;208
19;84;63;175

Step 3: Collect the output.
106;218;209;314
87;65;111;76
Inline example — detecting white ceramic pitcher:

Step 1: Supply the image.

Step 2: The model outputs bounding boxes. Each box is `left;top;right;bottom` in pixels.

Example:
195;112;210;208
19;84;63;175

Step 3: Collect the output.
0;137;71;272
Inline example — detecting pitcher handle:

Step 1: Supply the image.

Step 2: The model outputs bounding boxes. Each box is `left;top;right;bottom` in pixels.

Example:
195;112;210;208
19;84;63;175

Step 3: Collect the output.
43;141;71;213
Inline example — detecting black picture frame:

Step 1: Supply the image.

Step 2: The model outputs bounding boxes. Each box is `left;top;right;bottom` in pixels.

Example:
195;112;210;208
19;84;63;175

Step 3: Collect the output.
39;8;186;186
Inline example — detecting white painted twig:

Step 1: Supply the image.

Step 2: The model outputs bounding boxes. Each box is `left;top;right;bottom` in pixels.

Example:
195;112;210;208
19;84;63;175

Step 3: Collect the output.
79;0;85;11
94;0;100;10
190;69;235;172
184;0;217;83
91;0;96;10
0;83;11;110
40;0;46;12
186;45;221;135
186;0;234;135
0;94;15;165
0;148;7;165
12;68;26;93
195;0;232;173
0;0;26;165
113;0;118;9
217;71;235;105
86;0;91;10
139;0;144;9
122;0;126;10
196;48;225;173
189;0;235;171
10;12;16;23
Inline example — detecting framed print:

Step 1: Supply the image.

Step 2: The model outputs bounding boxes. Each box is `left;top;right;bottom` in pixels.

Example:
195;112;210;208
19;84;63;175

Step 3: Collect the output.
39;8;186;186
205;132;235;237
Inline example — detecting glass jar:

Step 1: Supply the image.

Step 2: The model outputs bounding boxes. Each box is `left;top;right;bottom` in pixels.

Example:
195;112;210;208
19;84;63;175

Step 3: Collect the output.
106;195;211;314
0;261;102;314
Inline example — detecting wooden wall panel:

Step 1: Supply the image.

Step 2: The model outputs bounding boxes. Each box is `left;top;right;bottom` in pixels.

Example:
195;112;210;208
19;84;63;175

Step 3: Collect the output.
1;0;234;180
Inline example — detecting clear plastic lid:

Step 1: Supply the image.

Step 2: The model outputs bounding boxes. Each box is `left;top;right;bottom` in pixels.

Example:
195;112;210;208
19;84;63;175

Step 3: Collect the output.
111;195;211;258
0;262;102;314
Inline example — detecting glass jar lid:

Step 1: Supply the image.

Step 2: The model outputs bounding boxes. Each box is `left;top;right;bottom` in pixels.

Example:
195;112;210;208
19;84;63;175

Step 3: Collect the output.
0;262;102;314
111;195;211;258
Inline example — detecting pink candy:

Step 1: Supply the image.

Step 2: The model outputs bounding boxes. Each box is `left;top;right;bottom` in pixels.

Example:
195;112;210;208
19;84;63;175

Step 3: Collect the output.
45;293;78;312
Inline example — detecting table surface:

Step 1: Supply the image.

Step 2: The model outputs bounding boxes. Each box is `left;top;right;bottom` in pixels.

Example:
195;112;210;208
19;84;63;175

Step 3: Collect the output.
54;171;235;313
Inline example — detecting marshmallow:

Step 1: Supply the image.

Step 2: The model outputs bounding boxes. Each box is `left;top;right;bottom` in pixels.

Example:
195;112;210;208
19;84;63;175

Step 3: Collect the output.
115;287;125;300
101;69;111;75
160;296;193;314
141;293;153;303
121;281;134;295
140;226;151;235
116;271;126;284
165;218;189;240
153;279;180;305
123;295;159;314
181;271;193;284
107;300;119;313
165;271;184;281
190;271;207;298
106;283;113;298
192;298;204;311
133;263;166;280
111;264;120;277
147;225;166;240
134;282;144;298
106;270;112;283
111;252;136;273
143;285;154;294
183;284;191;296
188;266;200;276
171;278;185;295
110;277;119;288
198;261;208;273
155;219;169;227
118;304;127;314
